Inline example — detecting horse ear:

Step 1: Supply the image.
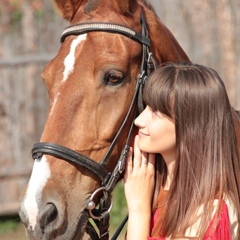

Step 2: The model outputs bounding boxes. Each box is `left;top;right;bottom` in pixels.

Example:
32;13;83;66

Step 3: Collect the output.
53;0;84;21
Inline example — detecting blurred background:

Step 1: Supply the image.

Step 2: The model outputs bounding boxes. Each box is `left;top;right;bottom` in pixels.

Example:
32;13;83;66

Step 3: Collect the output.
0;0;239;239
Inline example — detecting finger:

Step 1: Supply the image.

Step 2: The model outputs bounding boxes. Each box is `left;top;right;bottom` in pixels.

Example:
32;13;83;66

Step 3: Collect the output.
133;135;142;168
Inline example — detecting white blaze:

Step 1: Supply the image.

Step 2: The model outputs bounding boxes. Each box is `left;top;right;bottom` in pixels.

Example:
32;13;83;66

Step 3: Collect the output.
23;34;87;228
63;34;87;82
23;156;51;228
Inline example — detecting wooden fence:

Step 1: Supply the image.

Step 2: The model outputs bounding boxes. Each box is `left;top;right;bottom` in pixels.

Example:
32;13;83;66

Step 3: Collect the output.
0;54;53;215
0;0;66;215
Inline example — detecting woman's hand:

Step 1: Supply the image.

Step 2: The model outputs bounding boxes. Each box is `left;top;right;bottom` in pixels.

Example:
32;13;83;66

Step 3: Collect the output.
124;135;156;212
124;135;156;240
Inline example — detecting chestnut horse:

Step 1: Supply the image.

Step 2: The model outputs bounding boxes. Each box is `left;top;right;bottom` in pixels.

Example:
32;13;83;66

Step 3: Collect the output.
18;0;240;239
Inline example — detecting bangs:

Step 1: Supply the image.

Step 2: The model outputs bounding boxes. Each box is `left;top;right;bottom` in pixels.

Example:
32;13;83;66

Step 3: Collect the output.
143;68;174;118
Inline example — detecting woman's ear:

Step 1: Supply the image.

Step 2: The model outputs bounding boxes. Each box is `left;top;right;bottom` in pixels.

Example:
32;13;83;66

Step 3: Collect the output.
53;0;84;21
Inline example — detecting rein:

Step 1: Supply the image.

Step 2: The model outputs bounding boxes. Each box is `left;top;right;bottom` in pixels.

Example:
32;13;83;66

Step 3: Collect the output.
32;14;157;240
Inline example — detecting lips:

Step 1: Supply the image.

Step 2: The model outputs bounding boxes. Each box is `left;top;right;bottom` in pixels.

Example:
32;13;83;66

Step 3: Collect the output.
138;131;149;137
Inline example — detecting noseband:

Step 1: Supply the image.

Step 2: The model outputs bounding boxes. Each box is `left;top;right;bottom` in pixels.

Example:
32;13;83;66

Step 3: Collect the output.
32;14;157;240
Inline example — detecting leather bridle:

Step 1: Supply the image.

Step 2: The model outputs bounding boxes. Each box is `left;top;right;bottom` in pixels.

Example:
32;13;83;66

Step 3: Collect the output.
32;14;157;240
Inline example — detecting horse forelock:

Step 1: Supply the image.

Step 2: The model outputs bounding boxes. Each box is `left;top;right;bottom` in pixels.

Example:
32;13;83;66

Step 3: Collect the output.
83;0;130;15
54;0;157;23
83;0;156;13
84;0;101;14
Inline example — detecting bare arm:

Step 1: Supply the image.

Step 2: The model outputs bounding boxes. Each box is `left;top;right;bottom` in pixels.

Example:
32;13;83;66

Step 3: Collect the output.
124;135;156;240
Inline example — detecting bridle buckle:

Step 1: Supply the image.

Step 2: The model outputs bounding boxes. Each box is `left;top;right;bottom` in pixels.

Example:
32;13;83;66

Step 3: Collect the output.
86;187;113;220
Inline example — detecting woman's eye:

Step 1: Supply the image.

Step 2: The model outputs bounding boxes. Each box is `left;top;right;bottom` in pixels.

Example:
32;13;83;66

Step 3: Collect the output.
104;71;124;85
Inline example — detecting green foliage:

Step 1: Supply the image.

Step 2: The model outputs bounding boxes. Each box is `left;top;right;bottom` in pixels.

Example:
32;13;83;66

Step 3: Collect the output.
0;217;20;234
10;10;23;26
110;181;128;227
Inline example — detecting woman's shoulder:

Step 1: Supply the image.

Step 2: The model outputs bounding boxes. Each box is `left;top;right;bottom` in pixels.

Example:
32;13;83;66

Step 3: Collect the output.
224;198;238;239
203;200;230;239
149;198;238;240
203;198;238;239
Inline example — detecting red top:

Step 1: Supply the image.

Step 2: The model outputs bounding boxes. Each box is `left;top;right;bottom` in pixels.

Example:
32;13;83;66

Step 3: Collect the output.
148;201;232;240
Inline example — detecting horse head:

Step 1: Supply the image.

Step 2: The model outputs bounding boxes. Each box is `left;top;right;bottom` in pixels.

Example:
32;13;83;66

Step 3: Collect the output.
19;0;189;239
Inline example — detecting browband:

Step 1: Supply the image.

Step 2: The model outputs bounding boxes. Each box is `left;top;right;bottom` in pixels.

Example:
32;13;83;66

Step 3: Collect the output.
61;22;151;46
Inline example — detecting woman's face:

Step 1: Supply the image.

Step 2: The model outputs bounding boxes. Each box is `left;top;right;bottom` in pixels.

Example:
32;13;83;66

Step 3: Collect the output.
134;105;176;161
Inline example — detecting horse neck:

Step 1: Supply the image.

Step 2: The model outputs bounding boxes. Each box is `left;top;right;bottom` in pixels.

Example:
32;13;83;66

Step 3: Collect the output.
140;3;190;63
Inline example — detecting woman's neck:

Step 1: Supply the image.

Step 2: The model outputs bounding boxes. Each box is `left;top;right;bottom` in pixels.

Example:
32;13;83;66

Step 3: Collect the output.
162;157;176;190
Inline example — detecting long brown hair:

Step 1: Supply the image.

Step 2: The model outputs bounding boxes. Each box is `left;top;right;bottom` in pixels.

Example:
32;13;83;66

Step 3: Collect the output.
143;62;240;238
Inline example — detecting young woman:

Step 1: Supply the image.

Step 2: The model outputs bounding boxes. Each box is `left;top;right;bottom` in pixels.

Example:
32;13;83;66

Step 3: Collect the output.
124;62;240;239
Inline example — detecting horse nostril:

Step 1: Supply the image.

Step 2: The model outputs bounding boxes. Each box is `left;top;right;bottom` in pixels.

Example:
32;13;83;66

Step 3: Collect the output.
38;203;58;229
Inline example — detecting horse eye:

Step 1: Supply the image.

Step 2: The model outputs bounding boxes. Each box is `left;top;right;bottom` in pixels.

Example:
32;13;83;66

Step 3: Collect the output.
104;71;124;85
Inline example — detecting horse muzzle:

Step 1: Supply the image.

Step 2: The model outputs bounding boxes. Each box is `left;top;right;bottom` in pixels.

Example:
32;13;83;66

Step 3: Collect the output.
19;199;89;240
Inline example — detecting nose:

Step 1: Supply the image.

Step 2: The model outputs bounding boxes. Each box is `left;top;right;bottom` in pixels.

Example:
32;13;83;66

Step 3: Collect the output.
19;201;64;234
38;203;58;229
134;106;147;128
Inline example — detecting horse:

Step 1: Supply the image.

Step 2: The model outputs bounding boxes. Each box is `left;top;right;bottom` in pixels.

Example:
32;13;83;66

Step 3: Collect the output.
18;0;239;239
